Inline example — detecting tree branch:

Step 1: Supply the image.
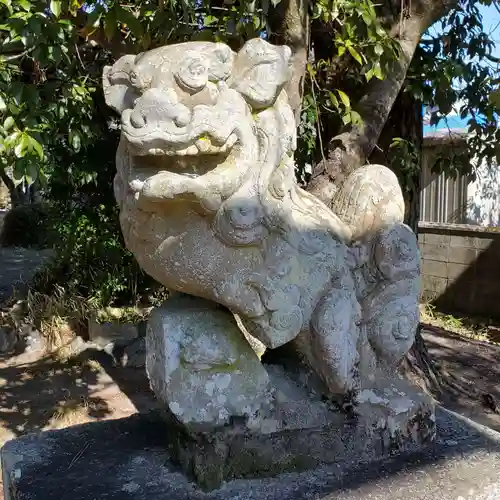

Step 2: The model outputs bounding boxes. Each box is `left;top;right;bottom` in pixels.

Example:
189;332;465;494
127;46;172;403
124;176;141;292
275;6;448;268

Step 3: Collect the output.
306;0;459;204
0;46;36;62
0;166;14;194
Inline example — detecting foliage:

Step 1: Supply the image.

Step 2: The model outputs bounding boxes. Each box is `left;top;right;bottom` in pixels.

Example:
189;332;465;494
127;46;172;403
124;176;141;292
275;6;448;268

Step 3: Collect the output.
0;0;400;305
296;1;401;173
388;138;421;194
0;0;401;187
31;133;160;308
410;1;500;176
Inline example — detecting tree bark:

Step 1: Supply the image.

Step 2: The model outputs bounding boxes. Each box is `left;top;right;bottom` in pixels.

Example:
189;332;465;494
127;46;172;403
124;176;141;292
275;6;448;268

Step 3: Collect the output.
269;0;310;120
369;84;422;231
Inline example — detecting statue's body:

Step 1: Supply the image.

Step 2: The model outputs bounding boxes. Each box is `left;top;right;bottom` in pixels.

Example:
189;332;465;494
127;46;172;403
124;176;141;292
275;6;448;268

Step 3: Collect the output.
103;38;420;413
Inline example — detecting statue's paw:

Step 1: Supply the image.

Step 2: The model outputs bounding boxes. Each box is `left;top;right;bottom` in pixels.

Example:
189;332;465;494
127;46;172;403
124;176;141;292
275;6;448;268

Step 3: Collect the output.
146;296;273;428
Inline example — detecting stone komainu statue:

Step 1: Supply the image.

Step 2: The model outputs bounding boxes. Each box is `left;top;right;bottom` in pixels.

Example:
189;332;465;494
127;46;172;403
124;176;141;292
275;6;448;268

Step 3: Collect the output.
103;38;419;420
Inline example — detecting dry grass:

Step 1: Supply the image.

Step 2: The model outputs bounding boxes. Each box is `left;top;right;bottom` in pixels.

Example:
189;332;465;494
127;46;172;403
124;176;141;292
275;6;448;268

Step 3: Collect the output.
26;285;89;351
420;302;500;345
44;397;107;430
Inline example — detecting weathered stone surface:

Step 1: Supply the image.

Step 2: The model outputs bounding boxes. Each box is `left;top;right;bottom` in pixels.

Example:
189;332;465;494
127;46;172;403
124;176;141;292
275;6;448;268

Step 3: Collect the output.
103;38;421;399
146;294;273;427
2;406;500;500
159;366;434;490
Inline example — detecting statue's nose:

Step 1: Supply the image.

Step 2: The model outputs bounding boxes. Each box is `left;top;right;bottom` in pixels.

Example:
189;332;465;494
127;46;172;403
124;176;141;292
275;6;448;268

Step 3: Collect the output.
129;88;192;128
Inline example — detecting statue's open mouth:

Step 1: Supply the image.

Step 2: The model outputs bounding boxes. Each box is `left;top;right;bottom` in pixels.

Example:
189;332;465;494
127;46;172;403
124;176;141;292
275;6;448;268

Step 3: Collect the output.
120;84;253;205
124;131;239;158
120;84;247;160
124;135;245;207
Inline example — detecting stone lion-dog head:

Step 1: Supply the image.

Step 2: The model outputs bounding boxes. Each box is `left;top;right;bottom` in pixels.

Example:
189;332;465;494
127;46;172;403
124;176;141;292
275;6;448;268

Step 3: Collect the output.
103;38;349;251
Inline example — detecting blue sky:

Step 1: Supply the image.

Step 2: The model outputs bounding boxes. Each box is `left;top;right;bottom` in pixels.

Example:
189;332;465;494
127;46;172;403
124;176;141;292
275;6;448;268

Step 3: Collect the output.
423;2;500;134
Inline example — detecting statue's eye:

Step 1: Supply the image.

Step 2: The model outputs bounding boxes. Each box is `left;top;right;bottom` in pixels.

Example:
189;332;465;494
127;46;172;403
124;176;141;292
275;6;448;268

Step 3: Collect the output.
175;55;209;93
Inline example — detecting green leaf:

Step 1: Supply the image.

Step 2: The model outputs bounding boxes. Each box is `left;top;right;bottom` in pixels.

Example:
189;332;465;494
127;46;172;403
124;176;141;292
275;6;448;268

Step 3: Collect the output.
347;46;363;65
29;135;43;159
328;91;339;108
69;130;81;151
342;113;351;125
0;0;13;15
373;63;383;80
18;0;31;12
350;111;363;126
50;0;61;17
104;9;117;40
14;133;29;158
337;89;350;108
3;116;14;131
203;15;217;26
26;160;38;184
10;83;24;107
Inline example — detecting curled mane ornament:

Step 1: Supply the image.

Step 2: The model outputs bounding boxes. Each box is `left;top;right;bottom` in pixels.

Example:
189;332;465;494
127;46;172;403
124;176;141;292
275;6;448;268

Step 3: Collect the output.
103;38;420;398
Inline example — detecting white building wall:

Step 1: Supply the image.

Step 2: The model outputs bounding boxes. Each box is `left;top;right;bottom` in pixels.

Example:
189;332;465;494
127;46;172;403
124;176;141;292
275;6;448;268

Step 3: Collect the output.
465;159;500;227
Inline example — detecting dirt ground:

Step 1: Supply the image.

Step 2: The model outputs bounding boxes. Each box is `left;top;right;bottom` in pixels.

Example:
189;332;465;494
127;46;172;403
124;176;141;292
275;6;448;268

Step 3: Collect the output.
0;346;161;498
422;326;500;431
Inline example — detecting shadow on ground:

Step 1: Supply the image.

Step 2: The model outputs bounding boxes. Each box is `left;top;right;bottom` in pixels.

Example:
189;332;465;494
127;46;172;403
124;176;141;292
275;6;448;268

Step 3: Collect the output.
2;325;500;499
2;405;500;500
0;348;158;447
422;325;500;432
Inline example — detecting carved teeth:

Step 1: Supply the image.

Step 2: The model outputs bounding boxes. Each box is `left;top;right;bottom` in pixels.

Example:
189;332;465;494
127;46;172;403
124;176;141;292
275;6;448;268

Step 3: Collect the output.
129;180;144;192
146;133;237;157
195;138;211;152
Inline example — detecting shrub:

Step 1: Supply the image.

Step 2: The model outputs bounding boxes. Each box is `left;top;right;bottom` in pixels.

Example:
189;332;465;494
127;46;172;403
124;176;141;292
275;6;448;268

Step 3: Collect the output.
0;202;57;248
32;203;161;308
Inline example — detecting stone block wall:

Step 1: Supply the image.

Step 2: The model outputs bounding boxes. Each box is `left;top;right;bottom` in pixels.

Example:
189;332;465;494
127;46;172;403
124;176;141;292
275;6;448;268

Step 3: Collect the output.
419;222;500;319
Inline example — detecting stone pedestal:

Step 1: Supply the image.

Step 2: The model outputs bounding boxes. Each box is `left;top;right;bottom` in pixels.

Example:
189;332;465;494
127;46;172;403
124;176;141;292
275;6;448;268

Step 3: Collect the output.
161;369;435;490
144;294;435;490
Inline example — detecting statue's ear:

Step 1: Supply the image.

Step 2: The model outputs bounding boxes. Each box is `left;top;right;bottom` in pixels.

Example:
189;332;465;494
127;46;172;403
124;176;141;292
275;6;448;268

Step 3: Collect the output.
207;43;234;82
229;38;292;110
102;55;138;114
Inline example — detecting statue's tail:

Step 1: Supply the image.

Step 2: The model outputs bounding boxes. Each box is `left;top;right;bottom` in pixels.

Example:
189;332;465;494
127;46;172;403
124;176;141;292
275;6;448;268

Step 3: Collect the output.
331;164;405;243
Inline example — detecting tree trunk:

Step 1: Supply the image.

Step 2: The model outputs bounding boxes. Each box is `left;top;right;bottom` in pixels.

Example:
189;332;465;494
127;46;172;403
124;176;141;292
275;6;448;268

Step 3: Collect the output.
0;167;33;208
369;85;422;232
269;0;310;120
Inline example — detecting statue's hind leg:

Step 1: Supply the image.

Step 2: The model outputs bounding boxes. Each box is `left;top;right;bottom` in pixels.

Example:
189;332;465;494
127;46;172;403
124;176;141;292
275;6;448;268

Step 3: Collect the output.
309;270;361;396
